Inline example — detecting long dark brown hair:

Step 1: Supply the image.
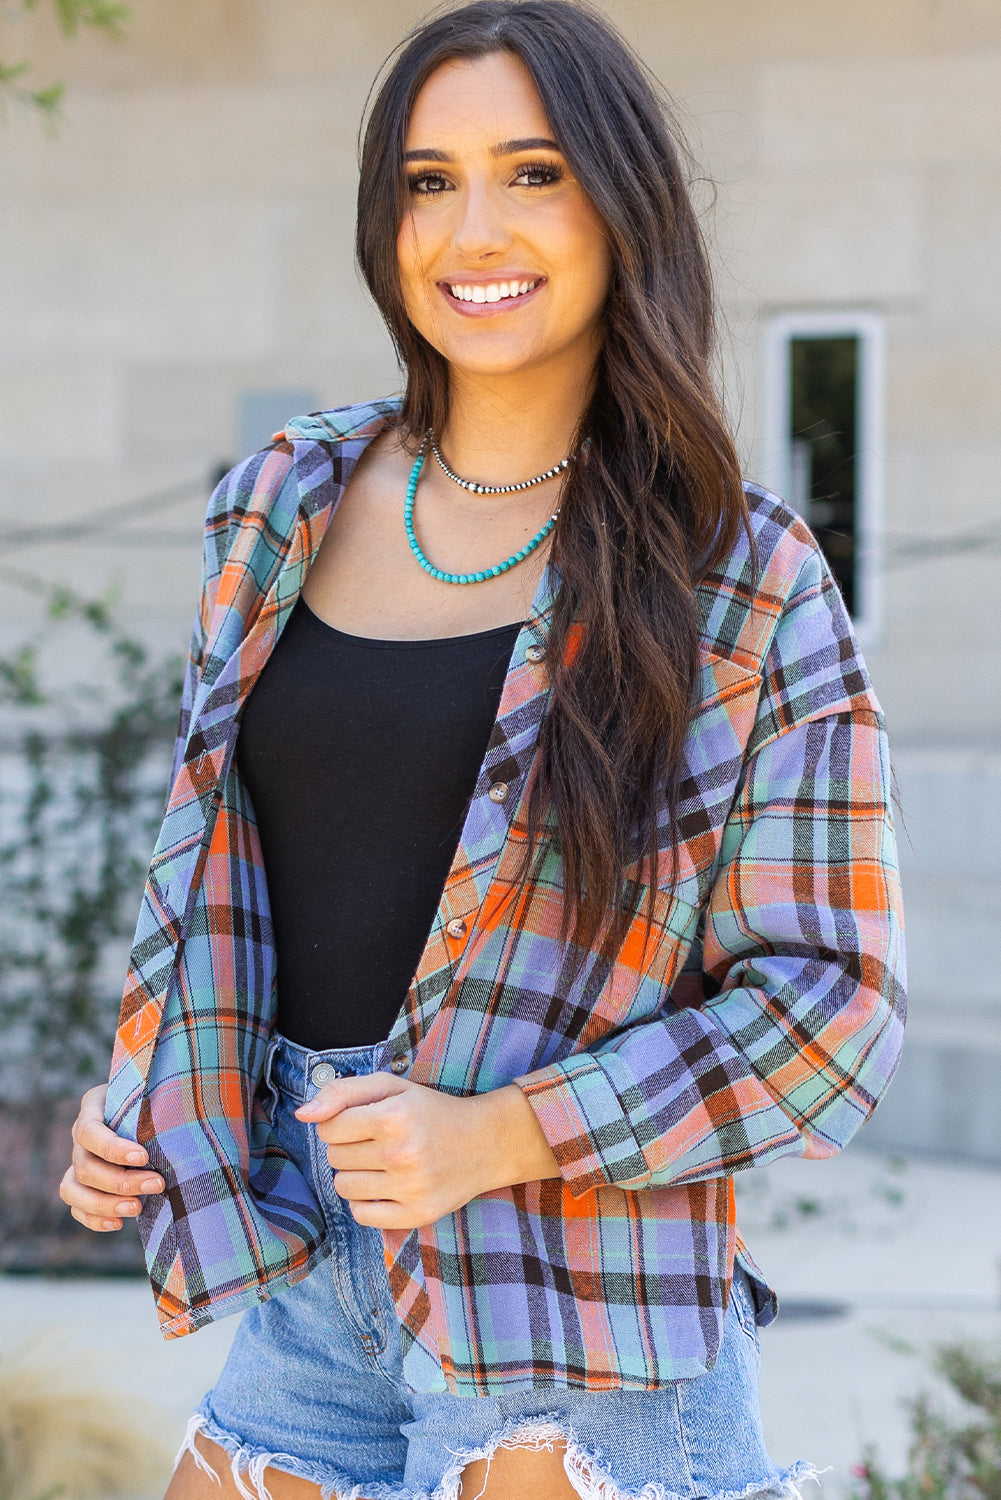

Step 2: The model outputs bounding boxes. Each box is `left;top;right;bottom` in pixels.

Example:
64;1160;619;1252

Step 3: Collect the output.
357;0;750;959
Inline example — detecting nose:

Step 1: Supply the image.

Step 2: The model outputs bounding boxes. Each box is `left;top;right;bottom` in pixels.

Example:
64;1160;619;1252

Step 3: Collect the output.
451;178;512;261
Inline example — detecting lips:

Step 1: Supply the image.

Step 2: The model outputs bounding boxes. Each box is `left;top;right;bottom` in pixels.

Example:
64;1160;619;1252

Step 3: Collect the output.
438;276;546;316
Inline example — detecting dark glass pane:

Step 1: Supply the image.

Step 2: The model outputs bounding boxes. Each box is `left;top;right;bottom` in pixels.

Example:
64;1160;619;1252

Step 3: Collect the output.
789;336;858;615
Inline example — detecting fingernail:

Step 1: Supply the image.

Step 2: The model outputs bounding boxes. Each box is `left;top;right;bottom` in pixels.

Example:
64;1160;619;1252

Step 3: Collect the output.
102;1219;122;1231
126;1150;146;1165
116;1200;138;1215
140;1178;163;1193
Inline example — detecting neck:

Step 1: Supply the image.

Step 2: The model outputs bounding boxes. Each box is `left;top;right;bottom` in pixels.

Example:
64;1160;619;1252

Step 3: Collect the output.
439;351;595;487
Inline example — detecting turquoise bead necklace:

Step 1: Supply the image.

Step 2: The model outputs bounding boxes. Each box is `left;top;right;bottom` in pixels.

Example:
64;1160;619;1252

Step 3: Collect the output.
404;435;568;586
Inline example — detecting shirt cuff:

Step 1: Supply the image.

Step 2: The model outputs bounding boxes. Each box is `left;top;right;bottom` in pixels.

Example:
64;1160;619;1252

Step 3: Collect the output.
515;1052;653;1197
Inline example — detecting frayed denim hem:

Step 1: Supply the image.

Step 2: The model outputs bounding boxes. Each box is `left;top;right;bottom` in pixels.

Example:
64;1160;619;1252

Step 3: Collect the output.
173;1411;405;1500
175;1407;822;1500
424;1413;822;1500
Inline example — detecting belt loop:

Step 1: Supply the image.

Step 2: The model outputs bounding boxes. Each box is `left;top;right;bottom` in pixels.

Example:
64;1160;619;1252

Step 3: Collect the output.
263;1030;282;1097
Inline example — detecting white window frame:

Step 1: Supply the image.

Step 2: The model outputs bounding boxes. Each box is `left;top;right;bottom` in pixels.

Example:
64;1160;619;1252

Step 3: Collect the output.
761;310;885;643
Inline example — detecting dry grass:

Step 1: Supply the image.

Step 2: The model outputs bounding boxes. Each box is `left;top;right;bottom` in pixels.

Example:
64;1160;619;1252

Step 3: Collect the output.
0;1345;172;1500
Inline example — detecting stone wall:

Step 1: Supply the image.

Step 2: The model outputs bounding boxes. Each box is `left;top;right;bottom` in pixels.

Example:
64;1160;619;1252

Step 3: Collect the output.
2;0;999;1153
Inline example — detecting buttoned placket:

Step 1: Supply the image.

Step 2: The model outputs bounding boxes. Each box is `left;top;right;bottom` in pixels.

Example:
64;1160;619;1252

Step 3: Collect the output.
380;604;554;1076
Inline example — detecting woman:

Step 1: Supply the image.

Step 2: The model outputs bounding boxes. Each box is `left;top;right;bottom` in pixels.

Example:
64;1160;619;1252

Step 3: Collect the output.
60;4;906;1498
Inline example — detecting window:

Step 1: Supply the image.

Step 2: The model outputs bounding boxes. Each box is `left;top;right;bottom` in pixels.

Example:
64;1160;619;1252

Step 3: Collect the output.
762;312;884;636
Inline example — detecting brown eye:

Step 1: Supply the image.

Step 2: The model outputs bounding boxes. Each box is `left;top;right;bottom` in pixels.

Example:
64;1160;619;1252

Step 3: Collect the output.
407;172;452;197
514;162;565;188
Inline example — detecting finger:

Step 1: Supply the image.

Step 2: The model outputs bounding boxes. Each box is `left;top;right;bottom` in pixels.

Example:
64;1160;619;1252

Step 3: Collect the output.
71;1142;164;1198
69;1205;125;1233
330;1169;394;1203
314;1100;395;1147
59;1166;143;1220
322;1141;386;1172
347;1197;425;1231
74;1104;153;1170
296;1072;407;1122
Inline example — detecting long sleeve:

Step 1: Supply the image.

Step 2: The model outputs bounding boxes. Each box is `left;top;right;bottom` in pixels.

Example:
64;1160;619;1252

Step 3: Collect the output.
516;539;907;1196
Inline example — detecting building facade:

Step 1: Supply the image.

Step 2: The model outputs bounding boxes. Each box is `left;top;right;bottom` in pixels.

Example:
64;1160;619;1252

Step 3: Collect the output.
1;0;999;1155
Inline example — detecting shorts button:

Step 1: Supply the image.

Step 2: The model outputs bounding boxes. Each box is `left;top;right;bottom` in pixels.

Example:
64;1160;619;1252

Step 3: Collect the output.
446;918;467;940
390;1055;410;1075
488;781;509;803
311;1062;337;1086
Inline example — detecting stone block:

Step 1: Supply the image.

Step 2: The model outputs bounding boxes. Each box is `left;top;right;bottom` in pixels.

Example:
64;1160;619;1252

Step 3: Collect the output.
0;195;283;364
864;1028;1001;1163
736;166;922;303
894;748;1001;883
888;344;1001;441
123;365;240;467
924;164;1001;336
0;368;121;469
756;53;1001;167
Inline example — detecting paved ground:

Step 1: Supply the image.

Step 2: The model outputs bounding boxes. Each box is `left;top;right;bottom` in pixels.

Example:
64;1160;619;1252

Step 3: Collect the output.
1;1142;999;1497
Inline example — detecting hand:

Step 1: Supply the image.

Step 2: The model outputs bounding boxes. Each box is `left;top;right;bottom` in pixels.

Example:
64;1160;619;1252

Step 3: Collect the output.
59;1084;165;1232
295;1073;560;1230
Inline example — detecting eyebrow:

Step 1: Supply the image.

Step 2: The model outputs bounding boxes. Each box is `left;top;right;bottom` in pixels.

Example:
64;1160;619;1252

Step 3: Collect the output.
403;136;561;162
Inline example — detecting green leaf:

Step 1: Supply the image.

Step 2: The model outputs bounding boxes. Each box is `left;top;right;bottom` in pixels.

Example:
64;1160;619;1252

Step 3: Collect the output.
30;83;65;115
50;0;130;37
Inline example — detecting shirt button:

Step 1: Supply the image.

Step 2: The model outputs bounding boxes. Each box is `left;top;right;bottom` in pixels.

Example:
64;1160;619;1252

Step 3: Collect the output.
389;1055;410;1075
310;1062;337;1087
446;918;468;940
525;644;546;664
488;781;509;803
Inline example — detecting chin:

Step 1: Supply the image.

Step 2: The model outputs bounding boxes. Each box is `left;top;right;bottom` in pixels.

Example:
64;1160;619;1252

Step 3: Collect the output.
438;337;555;379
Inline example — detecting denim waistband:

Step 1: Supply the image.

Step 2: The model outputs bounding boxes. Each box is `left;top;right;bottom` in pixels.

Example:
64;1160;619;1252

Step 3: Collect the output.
265;1032;389;1103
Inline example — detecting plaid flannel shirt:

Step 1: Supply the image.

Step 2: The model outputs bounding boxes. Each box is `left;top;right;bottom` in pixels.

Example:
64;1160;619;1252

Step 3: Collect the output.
106;398;906;1395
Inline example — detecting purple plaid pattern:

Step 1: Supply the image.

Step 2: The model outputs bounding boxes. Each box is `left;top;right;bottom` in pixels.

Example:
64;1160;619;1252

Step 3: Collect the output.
106;401;905;1394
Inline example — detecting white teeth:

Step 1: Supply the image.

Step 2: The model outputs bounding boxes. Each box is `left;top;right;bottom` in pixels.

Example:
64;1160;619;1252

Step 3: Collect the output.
449;279;538;302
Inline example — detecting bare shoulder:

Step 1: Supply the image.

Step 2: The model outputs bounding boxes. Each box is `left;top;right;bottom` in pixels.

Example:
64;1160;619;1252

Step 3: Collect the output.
346;422;415;490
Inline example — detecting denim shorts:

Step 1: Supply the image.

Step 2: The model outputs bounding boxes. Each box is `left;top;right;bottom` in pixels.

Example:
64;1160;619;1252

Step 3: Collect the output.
180;1034;814;1500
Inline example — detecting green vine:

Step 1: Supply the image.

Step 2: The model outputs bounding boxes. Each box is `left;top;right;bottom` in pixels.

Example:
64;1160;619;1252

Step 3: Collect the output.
0;0;129;120
0;572;181;1253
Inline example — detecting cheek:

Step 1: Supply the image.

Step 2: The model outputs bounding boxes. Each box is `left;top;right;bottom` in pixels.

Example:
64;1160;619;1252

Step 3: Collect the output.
396;211;446;328
552;201;613;312
396;216;424;315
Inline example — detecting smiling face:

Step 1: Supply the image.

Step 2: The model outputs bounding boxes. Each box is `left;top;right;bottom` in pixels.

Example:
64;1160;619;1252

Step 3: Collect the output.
397;50;613;386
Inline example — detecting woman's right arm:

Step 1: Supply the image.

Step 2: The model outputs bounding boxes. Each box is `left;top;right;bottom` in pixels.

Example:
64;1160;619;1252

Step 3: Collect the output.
60;1085;165;1231
59;456;257;1231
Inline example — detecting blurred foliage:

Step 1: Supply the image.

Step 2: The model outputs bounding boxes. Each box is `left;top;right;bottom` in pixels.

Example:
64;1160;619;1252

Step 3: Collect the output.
734;1151;908;1236
0;572;180;1262
0;0;129;120
0;1342;171;1500
852;1343;1001;1500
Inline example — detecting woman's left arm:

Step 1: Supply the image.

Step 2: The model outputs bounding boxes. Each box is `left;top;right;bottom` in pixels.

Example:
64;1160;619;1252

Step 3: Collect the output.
514;699;906;1196
303;537;906;1222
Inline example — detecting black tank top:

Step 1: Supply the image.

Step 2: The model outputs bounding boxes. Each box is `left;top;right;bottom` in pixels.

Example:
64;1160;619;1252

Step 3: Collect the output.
235;598;522;1050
